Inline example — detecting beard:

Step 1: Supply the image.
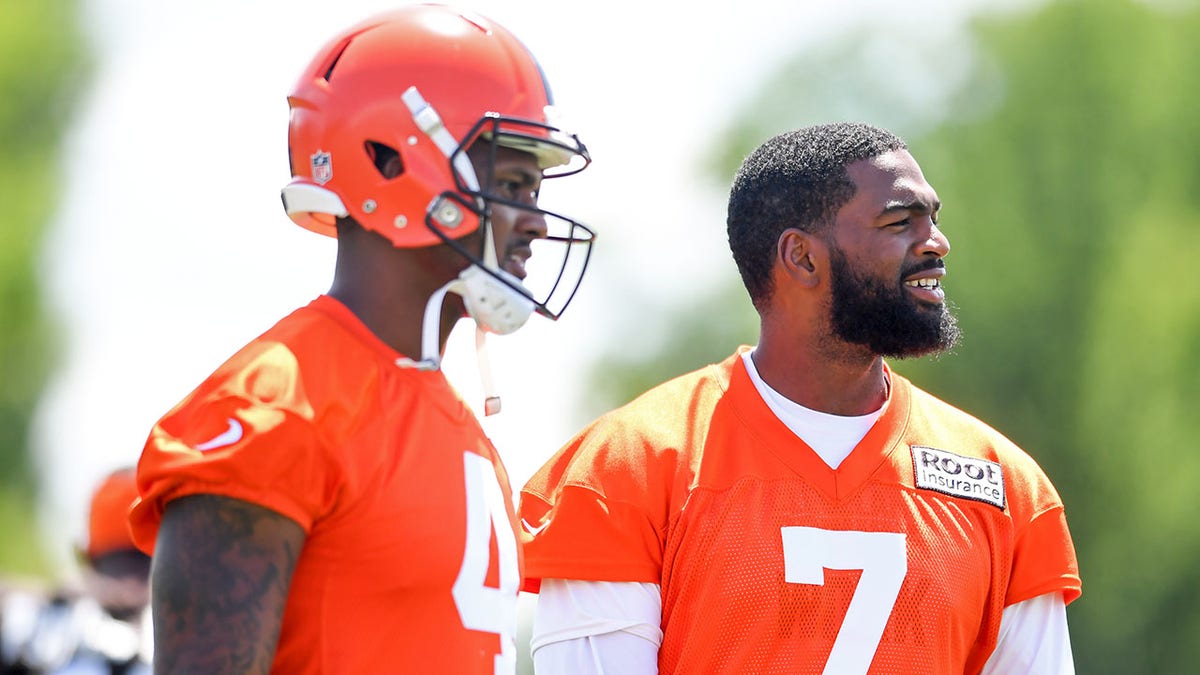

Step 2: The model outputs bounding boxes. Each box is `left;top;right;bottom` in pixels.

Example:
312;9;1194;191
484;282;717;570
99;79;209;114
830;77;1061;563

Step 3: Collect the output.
827;244;961;358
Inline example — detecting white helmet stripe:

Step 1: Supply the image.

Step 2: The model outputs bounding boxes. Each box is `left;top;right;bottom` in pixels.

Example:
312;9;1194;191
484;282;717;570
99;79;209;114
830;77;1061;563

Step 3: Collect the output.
401;84;497;270
401;86;480;192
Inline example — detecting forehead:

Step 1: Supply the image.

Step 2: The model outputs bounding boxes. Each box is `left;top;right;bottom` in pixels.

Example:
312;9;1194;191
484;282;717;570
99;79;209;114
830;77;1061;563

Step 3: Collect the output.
469;143;541;170
841;149;939;219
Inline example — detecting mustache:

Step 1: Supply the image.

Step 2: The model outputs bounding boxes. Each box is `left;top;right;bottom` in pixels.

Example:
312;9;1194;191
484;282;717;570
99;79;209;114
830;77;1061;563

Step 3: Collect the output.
901;258;946;278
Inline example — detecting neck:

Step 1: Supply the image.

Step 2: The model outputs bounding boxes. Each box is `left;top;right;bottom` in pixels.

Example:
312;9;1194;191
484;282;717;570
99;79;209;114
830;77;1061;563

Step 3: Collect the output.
754;322;889;416
330;280;461;360
328;226;464;359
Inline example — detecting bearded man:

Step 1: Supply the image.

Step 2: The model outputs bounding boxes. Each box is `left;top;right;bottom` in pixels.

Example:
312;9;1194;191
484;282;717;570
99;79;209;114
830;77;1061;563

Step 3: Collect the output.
518;123;1080;675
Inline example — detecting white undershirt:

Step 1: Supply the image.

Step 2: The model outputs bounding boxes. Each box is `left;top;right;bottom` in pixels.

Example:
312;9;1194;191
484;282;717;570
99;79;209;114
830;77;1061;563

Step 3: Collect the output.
740;350;882;469
532;581;1073;674
530;348;1075;674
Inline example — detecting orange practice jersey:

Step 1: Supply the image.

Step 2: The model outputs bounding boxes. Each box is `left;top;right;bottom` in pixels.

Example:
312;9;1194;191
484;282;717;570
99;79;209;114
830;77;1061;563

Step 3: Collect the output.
131;295;522;674
520;348;1080;675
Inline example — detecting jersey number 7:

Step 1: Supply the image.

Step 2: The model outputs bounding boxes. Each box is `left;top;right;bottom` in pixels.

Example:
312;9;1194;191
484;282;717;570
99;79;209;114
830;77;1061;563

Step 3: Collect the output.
780;527;907;675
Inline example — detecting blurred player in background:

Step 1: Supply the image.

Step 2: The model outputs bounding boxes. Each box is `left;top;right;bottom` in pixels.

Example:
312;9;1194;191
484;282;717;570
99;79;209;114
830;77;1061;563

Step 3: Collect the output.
2;466;152;674
127;4;595;674
519;122;1080;674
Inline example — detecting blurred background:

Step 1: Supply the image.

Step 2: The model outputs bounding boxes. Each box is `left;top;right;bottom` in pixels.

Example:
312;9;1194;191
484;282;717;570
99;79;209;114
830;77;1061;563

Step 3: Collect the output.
2;0;1198;672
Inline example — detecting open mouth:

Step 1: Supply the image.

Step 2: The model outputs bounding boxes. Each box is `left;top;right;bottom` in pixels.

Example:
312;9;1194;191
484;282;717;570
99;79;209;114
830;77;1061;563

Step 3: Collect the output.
502;250;531;280
904;276;945;303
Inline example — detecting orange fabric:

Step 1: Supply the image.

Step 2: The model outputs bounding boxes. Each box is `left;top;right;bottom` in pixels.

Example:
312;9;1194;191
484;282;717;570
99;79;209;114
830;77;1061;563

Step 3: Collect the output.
86;467;139;558
131;295;523;674
520;348;1080;675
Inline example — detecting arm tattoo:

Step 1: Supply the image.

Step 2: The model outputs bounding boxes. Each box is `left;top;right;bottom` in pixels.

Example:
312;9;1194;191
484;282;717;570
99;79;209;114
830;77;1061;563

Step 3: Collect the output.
151;494;306;675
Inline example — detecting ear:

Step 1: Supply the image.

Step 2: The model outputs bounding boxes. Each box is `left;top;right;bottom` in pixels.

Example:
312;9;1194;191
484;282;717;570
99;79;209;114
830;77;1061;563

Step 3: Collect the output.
777;228;824;288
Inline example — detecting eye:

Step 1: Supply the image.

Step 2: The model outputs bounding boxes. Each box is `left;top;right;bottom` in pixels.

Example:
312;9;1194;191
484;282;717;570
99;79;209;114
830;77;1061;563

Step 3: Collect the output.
493;179;521;197
489;175;539;203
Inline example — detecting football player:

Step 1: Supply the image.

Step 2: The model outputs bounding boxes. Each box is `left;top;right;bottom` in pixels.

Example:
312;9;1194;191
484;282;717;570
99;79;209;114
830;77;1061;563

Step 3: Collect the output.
519;123;1080;674
1;467;152;673
129;5;593;674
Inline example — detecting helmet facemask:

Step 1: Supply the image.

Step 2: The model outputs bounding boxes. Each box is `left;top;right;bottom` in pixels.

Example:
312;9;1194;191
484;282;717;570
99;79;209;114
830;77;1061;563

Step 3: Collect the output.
280;5;596;413
428;113;595;335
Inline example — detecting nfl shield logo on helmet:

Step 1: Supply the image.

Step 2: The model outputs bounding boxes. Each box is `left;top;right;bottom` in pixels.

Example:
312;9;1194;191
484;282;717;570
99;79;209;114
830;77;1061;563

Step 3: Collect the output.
311;151;332;184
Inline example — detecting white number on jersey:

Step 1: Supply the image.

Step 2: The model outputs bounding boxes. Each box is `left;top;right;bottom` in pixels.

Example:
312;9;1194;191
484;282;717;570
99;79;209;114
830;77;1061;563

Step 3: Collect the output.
780;527;907;675
453;451;519;674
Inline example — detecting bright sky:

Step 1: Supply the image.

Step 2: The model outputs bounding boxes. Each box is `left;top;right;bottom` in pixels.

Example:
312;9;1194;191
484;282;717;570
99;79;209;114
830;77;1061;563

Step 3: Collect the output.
32;0;1019;571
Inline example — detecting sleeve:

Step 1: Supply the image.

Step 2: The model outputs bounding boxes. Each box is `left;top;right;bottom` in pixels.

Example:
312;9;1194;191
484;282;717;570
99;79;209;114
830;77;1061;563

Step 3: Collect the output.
519;417;676;591
531;579;662;675
1008;504;1081;606
981;592;1075;674
129;342;343;554
1003;449;1081;606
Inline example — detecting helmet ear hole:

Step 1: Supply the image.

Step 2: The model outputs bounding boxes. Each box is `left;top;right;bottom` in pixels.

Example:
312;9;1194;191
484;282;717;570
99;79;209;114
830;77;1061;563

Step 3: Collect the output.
365;141;404;179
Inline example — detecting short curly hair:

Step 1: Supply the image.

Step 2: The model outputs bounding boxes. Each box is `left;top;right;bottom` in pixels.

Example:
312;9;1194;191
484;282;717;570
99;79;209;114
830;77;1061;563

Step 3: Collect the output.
727;122;907;309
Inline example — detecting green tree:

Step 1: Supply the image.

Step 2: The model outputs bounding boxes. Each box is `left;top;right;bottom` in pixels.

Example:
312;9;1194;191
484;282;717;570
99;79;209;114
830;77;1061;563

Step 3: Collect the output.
0;0;87;575
588;1;1200;671
918;3;1200;670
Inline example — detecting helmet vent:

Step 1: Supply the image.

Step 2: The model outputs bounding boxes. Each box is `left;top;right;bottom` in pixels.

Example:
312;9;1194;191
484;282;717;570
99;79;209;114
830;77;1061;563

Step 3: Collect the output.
365;141;404;179
321;40;351;82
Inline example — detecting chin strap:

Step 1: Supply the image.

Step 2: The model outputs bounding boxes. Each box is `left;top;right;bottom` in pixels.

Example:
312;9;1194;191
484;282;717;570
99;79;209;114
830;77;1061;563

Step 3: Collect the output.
392;86;508;415
475;326;501;415
394;280;454;371
394;275;504;416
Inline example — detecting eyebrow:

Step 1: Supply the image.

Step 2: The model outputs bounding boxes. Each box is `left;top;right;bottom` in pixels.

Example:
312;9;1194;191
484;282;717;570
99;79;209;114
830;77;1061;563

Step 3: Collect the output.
879;197;941;217
495;163;541;183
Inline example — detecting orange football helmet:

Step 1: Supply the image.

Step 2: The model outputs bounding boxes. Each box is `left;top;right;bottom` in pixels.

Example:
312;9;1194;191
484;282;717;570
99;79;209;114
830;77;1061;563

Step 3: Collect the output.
281;3;594;323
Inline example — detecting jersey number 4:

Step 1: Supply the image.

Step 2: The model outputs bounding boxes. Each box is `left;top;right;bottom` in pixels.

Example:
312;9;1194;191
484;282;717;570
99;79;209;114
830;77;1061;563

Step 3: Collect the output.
780;527;907;675
453;452;519;675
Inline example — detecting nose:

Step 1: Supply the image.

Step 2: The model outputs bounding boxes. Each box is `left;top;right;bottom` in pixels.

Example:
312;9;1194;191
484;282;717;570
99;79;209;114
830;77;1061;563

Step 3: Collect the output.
515;207;549;241
917;220;950;258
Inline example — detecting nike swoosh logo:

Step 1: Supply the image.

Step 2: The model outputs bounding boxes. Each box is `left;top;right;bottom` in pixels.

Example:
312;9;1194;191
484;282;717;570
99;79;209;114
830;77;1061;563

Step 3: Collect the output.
522;518;549;536
194;418;244;451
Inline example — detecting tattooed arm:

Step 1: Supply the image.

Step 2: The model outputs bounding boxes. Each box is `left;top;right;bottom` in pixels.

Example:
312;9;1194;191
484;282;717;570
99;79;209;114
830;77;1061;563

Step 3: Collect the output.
151;494;306;675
